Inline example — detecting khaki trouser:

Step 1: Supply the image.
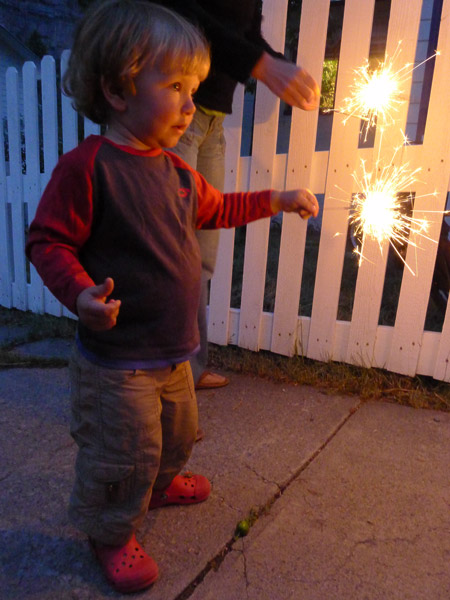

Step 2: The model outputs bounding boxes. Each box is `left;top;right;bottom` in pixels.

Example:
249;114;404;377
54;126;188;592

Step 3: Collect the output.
68;348;198;545
171;107;226;383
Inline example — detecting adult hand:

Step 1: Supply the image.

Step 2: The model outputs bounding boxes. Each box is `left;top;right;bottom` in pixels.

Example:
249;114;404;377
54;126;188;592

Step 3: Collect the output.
271;189;319;220
251;53;320;111
76;277;121;331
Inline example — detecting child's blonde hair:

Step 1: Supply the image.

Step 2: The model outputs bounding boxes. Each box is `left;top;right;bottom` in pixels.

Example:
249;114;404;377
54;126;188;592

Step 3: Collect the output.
63;0;210;124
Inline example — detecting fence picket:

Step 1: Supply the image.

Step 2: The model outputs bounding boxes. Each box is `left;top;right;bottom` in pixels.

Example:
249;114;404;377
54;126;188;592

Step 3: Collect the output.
40;55;62;316
434;184;450;382
271;0;330;357
238;0;287;351
6;67;27;310
61;50;78;154
1;0;449;382
0;91;11;307
59;50;78;320
307;0;377;363
23;60;44;313
84;118;101;138
345;0;424;368
389;0;450;377
208;85;245;346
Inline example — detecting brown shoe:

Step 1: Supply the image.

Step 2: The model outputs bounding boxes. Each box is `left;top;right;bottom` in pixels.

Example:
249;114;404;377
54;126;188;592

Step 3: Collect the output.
195;370;230;390
195;427;205;442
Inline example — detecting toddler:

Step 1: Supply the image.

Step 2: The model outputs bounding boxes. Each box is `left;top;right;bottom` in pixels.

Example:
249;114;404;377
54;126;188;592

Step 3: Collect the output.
26;0;319;593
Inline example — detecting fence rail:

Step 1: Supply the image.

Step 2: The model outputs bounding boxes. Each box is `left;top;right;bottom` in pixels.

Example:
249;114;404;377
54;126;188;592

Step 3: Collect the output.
1;0;450;381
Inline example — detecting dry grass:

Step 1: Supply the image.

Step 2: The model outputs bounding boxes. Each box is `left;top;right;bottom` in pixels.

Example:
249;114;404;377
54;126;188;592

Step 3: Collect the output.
0;307;75;367
208;344;450;413
0;306;76;340
1;306;449;412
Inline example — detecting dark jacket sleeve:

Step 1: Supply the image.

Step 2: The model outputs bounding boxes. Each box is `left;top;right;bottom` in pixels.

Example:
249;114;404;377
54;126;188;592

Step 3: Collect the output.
155;0;284;84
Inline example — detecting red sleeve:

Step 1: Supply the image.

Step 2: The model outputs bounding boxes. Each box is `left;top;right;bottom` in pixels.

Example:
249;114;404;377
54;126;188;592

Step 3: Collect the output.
25;139;100;314
167;151;275;228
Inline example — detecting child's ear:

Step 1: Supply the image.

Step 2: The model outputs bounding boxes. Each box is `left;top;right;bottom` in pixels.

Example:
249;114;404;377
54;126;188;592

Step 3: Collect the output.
101;76;127;112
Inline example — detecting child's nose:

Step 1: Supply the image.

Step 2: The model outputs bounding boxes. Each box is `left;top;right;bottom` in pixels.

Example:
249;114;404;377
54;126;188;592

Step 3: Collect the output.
183;96;196;115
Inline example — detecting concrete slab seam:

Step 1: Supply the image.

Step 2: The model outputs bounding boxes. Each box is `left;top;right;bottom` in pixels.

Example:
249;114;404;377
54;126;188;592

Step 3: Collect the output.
173;399;363;600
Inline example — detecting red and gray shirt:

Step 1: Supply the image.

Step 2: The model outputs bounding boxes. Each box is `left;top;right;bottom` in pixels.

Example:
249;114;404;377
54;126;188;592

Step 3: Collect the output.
26;135;274;364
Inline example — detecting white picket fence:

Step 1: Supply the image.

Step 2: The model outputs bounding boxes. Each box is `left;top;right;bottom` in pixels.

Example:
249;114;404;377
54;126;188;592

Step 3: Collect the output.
1;0;450;381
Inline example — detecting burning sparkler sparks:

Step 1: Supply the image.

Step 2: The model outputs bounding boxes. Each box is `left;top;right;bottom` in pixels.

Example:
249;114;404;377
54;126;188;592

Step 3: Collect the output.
326;43;445;275
326;42;440;140
346;147;443;274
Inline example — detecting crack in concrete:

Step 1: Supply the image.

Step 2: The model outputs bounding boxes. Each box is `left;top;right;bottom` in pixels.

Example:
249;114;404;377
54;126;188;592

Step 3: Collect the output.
242;462;281;491
242;543;250;600
174;400;363;599
0;471;12;483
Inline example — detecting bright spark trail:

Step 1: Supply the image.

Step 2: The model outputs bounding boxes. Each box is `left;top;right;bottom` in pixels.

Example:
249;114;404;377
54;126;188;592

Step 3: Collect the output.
325;44;445;275
347;147;443;274
326;43;440;140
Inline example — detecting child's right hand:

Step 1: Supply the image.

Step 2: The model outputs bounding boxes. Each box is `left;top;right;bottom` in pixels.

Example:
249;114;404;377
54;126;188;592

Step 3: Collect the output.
271;189;319;220
76;277;121;331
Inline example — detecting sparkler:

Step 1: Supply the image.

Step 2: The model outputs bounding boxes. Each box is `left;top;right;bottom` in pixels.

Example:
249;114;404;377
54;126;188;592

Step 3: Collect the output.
347;146;443;274
325;44;445;274
326;42;440;140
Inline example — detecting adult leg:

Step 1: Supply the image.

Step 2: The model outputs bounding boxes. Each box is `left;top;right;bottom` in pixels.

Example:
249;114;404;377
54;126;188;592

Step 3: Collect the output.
193;113;228;386
173;109;227;385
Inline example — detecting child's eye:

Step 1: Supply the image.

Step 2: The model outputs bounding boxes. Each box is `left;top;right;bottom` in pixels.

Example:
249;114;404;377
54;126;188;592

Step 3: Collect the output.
172;82;181;91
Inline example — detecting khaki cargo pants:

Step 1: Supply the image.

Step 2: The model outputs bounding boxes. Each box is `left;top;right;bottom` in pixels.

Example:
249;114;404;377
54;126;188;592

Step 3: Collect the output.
68;348;198;545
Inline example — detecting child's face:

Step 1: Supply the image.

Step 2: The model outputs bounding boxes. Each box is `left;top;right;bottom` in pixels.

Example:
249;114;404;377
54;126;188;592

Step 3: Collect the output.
107;61;200;150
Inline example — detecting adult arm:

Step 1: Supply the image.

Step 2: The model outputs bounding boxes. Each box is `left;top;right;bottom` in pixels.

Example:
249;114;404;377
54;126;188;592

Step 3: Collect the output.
156;0;284;83
251;53;320;110
157;0;319;110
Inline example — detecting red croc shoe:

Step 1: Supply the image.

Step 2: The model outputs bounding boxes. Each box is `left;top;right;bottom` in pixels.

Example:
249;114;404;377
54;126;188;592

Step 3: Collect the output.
89;533;158;594
149;472;211;509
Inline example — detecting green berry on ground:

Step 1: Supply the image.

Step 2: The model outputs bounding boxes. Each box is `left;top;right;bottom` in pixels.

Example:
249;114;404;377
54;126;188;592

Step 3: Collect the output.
235;519;250;537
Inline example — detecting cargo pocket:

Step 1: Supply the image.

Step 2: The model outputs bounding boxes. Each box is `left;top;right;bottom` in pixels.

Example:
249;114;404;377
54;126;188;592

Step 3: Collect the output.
76;457;135;507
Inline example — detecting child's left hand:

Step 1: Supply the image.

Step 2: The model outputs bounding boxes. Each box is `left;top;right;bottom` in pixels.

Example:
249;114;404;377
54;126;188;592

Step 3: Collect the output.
271;189;319;220
76;277;121;331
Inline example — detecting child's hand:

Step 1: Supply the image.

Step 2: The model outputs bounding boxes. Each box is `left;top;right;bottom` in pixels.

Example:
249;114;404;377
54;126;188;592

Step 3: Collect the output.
271;189;319;220
76;277;121;331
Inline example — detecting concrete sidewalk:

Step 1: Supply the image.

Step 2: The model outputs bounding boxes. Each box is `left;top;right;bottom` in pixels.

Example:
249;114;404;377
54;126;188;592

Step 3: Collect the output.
0;328;449;599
